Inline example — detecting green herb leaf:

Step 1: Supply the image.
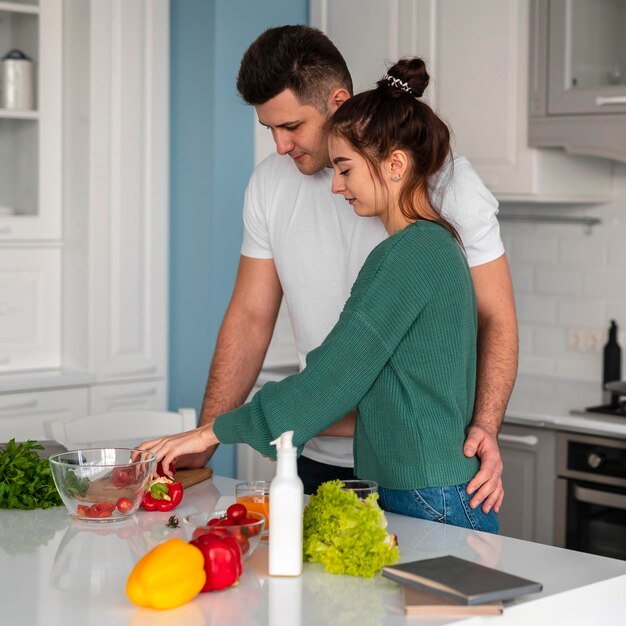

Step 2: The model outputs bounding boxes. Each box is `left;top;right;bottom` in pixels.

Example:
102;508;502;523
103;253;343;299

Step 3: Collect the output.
0;439;63;510
63;467;90;498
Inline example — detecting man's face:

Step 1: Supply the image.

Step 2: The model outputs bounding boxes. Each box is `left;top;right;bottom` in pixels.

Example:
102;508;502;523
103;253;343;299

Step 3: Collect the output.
255;89;332;175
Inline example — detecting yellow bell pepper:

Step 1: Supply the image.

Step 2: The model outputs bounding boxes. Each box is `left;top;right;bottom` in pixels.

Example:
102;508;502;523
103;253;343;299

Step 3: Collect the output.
126;538;206;610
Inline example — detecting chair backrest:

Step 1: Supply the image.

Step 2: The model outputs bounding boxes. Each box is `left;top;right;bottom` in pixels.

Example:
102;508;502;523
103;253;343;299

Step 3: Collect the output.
44;408;197;450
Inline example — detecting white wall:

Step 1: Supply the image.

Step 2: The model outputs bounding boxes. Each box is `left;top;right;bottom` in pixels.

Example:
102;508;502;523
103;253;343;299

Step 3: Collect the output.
501;164;626;383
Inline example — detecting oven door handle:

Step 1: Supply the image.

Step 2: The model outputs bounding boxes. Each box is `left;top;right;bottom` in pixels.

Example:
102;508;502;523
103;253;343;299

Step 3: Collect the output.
574;485;626;510
498;434;538;447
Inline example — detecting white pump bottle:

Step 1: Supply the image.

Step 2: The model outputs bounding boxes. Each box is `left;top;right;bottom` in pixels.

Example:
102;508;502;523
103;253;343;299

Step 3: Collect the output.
269;430;304;576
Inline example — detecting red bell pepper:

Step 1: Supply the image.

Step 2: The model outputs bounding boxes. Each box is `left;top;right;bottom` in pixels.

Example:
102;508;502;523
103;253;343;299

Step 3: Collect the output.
190;533;243;592
141;476;184;512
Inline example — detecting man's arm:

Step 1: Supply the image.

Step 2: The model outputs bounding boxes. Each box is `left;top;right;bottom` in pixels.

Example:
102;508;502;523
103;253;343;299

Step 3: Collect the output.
464;254;518;513
176;255;283;468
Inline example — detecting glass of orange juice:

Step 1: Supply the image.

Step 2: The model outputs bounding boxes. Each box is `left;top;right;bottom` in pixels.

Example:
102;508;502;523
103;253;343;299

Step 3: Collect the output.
236;481;271;530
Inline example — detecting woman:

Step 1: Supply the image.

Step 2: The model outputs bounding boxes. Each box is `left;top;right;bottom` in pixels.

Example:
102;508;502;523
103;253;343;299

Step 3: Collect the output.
142;58;499;533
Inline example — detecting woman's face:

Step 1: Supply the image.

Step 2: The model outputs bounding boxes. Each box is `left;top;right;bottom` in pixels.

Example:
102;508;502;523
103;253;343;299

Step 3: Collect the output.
328;135;388;219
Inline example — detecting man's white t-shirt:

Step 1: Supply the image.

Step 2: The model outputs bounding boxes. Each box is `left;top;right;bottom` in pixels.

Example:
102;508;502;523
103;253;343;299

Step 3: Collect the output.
241;152;504;468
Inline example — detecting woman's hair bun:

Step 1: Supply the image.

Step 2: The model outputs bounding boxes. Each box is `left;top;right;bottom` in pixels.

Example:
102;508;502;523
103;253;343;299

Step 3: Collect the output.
377;57;429;98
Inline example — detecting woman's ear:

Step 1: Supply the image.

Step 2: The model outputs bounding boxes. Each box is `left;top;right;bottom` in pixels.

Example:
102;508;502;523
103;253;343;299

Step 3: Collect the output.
387;150;409;181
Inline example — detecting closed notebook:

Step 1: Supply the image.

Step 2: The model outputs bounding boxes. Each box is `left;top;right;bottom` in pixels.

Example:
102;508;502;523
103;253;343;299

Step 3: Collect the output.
382;555;542;605
403;587;503;616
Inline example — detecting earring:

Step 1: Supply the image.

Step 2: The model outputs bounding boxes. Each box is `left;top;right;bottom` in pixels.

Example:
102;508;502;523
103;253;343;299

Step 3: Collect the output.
391;174;401;182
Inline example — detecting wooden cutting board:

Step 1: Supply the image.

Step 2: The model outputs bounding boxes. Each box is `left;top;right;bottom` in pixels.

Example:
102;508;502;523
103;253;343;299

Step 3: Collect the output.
173;466;214;488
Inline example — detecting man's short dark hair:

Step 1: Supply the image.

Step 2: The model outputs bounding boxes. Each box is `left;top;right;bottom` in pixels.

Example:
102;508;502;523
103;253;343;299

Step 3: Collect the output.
237;25;353;112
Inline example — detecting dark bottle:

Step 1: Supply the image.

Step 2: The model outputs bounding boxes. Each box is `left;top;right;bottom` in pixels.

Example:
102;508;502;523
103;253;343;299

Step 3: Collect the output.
603;320;621;407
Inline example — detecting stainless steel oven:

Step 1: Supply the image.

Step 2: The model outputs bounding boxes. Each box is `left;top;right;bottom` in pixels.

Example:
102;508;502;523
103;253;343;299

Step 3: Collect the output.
555;432;626;561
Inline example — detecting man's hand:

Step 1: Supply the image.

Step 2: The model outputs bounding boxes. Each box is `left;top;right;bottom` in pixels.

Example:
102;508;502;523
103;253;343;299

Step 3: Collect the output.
463;425;504;514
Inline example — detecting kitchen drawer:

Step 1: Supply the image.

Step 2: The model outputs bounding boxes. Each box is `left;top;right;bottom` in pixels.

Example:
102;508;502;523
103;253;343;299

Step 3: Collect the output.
0;247;61;372
0;387;88;442
499;423;557;545
89;379;167;413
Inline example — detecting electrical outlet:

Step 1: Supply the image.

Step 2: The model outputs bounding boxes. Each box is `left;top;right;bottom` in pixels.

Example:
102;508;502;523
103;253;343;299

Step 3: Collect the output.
567;329;605;353
584;330;603;352
567;329;583;351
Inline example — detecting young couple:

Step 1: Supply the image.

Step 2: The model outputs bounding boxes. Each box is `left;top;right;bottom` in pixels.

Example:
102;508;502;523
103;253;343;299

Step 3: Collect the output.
141;26;518;533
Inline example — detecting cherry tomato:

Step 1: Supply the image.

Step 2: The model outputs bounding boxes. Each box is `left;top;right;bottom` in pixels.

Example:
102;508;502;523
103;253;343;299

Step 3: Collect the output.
192;527;211;541
229;533;249;554
111;468;131;487
243;516;261;536
93;502;116;513
76;504;90;516
86;506;110;518
207;517;221;527
116;497;134;514
206;527;230;540
226;503;247;523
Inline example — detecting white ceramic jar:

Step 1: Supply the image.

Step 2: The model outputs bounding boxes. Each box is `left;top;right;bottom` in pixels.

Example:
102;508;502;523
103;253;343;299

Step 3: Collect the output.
1;49;34;110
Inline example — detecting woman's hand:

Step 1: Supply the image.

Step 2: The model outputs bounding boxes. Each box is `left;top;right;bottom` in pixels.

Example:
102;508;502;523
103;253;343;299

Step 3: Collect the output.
138;426;219;477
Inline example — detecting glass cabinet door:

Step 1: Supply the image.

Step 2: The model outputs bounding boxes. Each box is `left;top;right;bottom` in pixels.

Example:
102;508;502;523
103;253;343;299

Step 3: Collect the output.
0;0;61;240
548;0;626;114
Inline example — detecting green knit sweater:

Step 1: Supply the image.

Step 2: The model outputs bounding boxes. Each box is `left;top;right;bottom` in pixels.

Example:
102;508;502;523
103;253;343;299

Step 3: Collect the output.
214;221;479;490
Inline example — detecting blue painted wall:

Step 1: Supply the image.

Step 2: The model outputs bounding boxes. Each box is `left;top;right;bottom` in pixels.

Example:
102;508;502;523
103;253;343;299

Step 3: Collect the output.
169;1;308;477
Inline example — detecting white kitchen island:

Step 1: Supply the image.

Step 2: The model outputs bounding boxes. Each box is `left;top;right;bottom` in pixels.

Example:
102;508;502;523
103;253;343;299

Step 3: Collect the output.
1;475;625;626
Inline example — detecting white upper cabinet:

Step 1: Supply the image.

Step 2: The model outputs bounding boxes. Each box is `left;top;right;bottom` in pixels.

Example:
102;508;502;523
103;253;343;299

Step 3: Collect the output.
529;0;626;163
62;0;169;384
0;0;61;239
311;0;613;203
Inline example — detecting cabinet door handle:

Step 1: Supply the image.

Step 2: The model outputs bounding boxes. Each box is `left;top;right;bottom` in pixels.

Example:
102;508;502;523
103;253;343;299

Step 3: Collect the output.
574;485;626;511
0;399;38;412
105;387;158;401
595;96;626;106
498;434;538;447
108;366;158;378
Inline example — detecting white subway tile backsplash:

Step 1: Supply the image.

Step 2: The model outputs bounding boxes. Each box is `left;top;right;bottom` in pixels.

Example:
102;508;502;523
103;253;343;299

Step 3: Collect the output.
557;298;606;327
559;238;607;265
502;165;626;384
515;236;559;263
532;326;566;357
556;356;601;382
518;354;557;376
509;265;534;293
583;268;626;297
518;325;533;354
516;293;557;324
607;238;626;266
536;268;582;295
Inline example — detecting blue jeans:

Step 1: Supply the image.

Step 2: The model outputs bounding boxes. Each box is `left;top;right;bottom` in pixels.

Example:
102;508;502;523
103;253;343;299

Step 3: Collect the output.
378;482;500;534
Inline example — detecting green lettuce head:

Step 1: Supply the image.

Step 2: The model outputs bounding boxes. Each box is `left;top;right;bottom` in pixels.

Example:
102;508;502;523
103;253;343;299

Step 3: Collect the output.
303;480;399;577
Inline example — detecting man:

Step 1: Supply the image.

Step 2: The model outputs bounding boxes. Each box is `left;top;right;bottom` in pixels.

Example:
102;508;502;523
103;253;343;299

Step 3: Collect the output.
181;25;518;513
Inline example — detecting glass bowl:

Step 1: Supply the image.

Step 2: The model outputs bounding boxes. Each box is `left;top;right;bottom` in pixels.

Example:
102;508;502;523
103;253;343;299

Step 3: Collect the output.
48;448;156;521
340;480;378;499
183;510;266;560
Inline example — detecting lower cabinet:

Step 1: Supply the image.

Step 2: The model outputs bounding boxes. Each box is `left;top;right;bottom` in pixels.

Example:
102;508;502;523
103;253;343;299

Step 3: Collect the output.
498;422;557;545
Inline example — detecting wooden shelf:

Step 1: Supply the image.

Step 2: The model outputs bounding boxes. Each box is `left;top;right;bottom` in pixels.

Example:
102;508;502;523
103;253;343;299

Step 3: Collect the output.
0;2;39;15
